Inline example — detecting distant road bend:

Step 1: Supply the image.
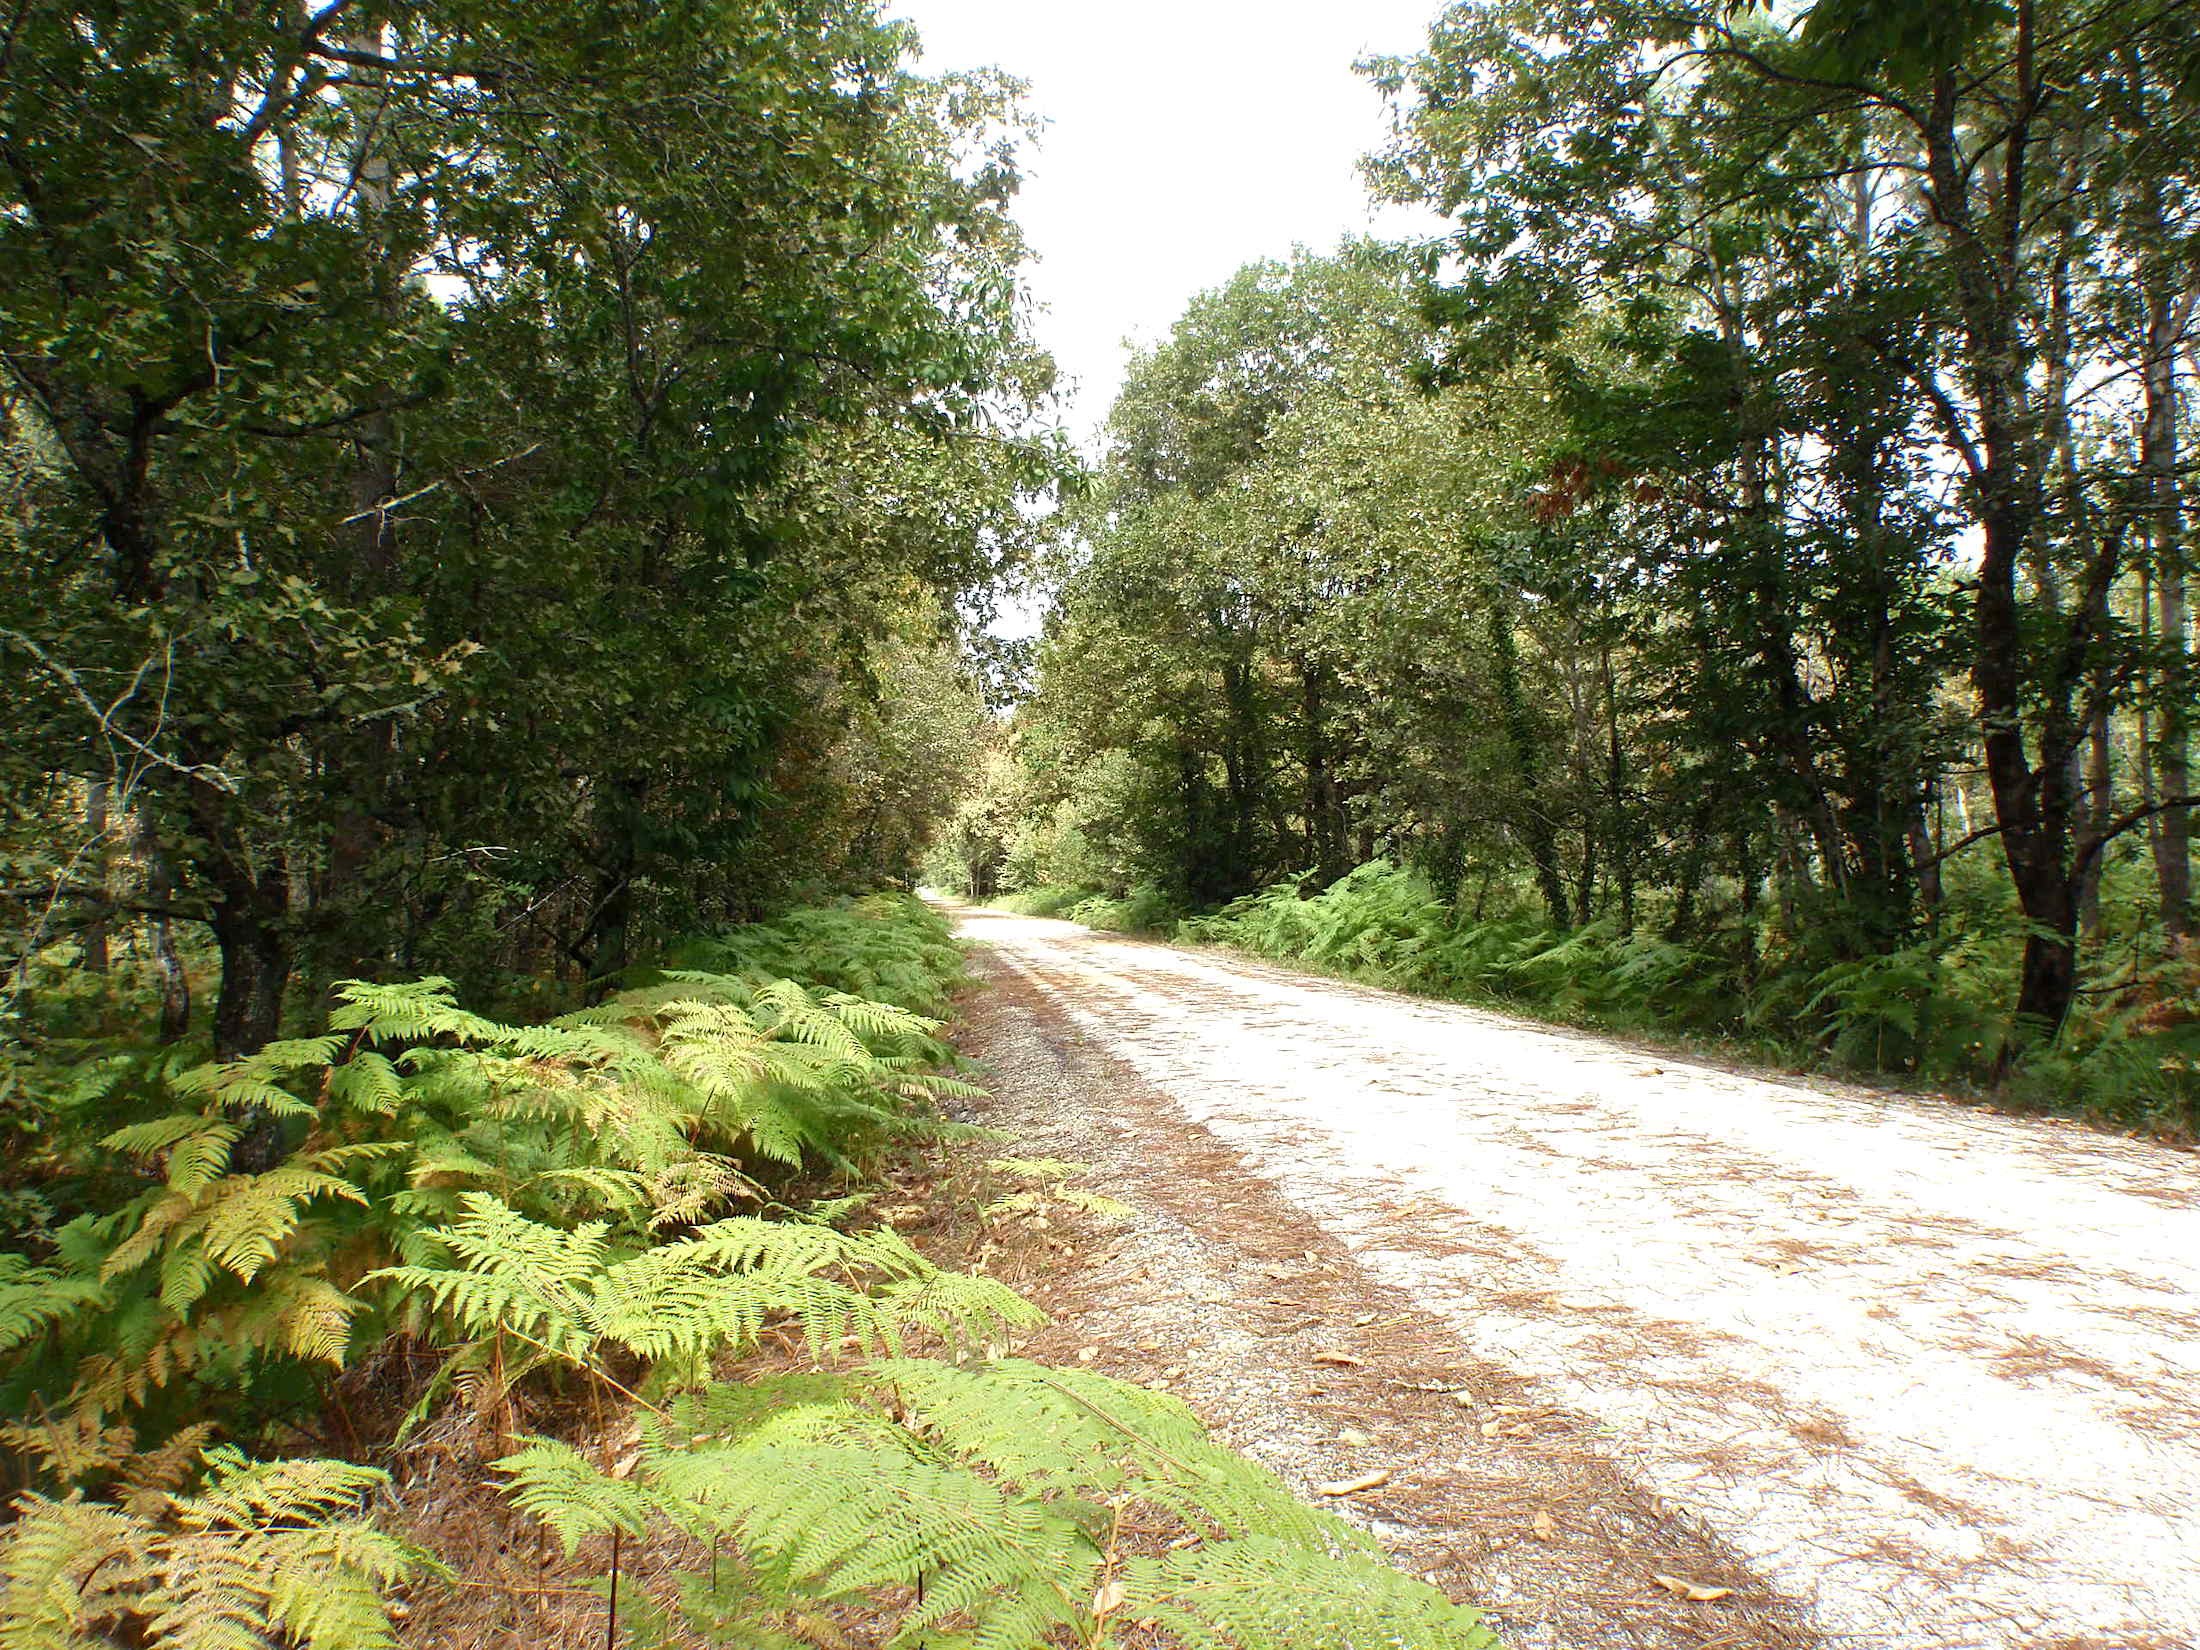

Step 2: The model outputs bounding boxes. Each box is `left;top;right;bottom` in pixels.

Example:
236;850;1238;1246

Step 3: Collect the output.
953;905;2200;1650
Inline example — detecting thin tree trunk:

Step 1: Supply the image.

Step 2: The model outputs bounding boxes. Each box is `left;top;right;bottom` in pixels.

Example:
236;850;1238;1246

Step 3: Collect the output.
145;832;190;1043
2077;697;2112;940
1602;636;1634;932
323;17;403;967
2143;279;2193;938
82;780;109;973
1488;594;1571;929
210;859;295;1172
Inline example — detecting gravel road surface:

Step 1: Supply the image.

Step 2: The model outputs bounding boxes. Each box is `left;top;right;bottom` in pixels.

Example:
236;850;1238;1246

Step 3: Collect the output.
952;906;2200;1650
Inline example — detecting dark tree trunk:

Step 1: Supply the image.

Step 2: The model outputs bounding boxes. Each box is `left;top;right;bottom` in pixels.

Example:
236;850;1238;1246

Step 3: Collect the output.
82;780;109;972
321;22;405;975
1487;595;1572;929
1909;791;1944;918
144;834;190;1043
2142;278;2193;939
1218;656;1263;897
575;778;646;1000
1670;798;1713;939
1916;31;2098;1046
210;880;290;1062
209;861;294;1174
1602;638;1634;932
1298;656;1346;884
2077;699;2112;940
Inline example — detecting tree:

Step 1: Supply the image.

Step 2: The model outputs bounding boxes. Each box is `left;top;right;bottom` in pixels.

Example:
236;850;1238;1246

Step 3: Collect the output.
1368;0;2200;1041
0;1;1059;1077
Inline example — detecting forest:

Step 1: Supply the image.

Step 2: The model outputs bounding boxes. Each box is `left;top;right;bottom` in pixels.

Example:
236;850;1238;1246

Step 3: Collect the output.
0;0;2194;1646
942;0;2200;1132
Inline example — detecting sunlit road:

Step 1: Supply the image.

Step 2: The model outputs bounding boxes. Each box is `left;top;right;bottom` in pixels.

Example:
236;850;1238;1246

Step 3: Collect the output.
955;906;2200;1650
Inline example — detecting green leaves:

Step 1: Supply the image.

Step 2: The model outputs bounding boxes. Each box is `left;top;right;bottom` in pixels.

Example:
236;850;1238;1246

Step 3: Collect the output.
1;0;1057;1046
497;1358;1494;1650
0;1449;418;1650
1797;0;2016;80
0;897;989;1446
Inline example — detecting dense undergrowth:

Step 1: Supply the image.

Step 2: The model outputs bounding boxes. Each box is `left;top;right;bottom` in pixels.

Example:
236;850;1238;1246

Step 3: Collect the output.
997;865;2200;1137
0;894;1490;1648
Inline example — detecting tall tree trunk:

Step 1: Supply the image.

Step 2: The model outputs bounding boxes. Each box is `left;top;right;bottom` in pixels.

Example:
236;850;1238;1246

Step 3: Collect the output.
1670;798;1713;939
185;760;294;1082
1218;653;1262;897
82;780;109;973
1603;636;1634;932
2077;696;2113;939
1909;792;1943;917
210;889;289;1062
1917;35;2095;1044
1487;594;1571;929
1298;655;1345;884
144;831;190;1043
322;16;403;971
209;858;294;1173
2142;277;2193;939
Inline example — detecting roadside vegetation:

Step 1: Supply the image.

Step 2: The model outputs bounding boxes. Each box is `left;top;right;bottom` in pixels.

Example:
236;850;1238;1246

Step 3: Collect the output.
0;3;1492;1645
0;896;1490;1647
937;0;2200;1138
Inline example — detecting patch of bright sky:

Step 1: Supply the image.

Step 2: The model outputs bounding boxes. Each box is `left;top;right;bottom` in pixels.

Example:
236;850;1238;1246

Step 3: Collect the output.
891;0;1452;454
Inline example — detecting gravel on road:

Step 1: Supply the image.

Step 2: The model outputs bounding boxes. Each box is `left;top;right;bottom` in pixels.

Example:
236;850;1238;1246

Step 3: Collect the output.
950;905;2200;1650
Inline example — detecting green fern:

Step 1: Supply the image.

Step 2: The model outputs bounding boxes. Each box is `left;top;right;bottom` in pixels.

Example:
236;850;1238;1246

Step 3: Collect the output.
0;1448;418;1650
1122;1533;1496;1649
5;911;986;1448
498;1356;1493;1649
0;1255;107;1355
372;1194;1040;1388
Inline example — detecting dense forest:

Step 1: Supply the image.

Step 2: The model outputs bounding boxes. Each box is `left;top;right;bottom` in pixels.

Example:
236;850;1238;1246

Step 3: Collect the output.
1;0;2196;1645
942;0;2200;1131
0;4;1498;1646
0;0;1056;1052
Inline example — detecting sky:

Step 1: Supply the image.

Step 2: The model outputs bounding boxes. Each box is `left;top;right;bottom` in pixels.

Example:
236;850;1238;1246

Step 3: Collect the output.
889;0;1452;452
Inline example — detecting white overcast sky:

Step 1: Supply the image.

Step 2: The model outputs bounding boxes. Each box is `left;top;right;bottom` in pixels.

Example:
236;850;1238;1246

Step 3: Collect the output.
889;0;1451;451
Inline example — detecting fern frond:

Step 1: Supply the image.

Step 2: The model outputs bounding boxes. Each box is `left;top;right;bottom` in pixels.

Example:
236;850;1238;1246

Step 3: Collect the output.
192;1169;368;1284
0;1493;149;1646
869;1361;1338;1547
327;977;505;1046
325;1052;406;1115
0;1413;143;1492
494;1438;653;1556
0;1255;106;1353
1121;1534;1497;1649
0;1451;416;1650
652;1441;1098;1646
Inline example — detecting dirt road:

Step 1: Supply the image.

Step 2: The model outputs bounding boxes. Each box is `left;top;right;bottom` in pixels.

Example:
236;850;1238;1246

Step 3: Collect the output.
951;906;2200;1650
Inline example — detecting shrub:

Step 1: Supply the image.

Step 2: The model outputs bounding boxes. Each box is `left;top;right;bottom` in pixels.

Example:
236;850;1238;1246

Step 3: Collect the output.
499;1359;1495;1649
1065;884;1181;933
991;883;1104;918
0;894;1496;1646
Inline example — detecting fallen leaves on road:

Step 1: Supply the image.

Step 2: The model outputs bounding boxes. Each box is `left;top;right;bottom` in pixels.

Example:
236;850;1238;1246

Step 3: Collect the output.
1654;1573;1735;1603
1317;1468;1392;1496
